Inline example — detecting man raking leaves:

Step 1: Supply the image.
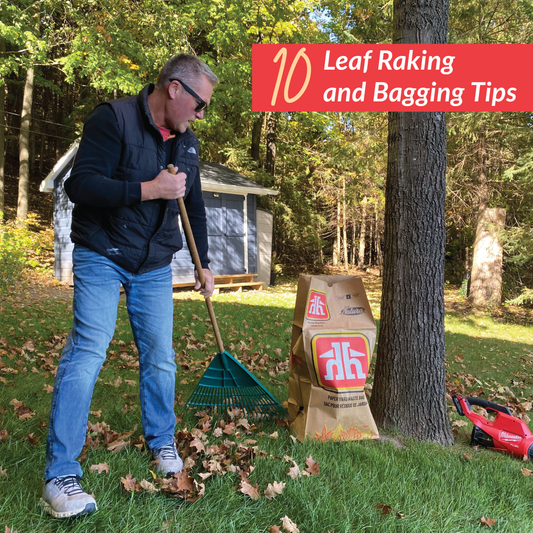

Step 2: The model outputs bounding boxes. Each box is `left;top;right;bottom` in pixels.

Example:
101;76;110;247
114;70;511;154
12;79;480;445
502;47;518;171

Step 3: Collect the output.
168;162;286;421
41;54;218;518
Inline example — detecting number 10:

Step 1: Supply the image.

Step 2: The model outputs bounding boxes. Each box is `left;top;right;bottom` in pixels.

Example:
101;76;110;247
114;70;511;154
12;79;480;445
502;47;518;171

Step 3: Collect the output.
271;47;312;106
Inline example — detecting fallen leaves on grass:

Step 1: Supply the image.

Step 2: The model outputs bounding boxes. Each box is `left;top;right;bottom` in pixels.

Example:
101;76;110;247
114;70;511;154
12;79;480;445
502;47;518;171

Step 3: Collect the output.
107;439;129;453
90;463;109;475
481;516;496;527
25;432;39;446
281;516;300;532
287;461;301;479
447;371;533;426
140;479;159;493
240;479;260;500
305;455;320;475
0;466;7;478
227;407;243;420
264;481;285;499
21;339;35;352
84;421;141;455
376;504;405;519
121;473;141;493
521;467;533;476
269;517;300;533
156;471;204;502
452;420;468;428
161;519;173;533
9;399;35;420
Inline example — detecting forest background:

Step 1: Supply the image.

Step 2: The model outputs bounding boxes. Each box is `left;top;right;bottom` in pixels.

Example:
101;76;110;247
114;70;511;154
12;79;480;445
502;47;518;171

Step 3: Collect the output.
1;0;533;304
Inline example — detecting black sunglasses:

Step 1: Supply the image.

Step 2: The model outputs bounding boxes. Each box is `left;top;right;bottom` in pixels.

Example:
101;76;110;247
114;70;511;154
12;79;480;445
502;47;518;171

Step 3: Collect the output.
168;78;208;112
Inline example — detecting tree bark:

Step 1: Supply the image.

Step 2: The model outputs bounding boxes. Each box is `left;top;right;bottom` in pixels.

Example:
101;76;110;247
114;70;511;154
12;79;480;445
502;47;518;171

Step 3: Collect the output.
351;220;356;265
370;0;453;445
368;203;374;266
475;131;489;213
374;210;383;272
265;112;277;176
358;197;367;267
333;198;340;266
467;131;506;306
17;67;35;222
469;208;506;306
342;177;348;269
251;112;264;162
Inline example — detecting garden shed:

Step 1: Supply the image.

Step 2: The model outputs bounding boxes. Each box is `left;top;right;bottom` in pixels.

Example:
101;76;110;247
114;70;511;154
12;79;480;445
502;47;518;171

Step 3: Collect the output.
40;142;278;290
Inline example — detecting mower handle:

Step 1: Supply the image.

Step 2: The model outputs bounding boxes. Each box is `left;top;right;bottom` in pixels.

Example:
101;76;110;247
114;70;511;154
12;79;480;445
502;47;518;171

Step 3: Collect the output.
453;394;512;416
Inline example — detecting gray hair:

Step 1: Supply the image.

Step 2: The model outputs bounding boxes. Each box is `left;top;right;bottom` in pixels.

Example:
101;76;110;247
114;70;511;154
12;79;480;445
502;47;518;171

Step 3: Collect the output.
156;54;218;89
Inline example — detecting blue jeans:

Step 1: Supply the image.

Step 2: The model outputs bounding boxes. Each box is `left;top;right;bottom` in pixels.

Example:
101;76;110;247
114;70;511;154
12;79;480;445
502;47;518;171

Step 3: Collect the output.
45;245;176;480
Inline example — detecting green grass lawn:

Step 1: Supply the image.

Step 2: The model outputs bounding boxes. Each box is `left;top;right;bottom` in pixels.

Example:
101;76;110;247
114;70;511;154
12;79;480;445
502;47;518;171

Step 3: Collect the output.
1;274;533;532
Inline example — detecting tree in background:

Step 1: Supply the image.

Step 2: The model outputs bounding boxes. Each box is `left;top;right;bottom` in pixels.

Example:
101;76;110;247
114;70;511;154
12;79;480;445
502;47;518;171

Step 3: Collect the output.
445;0;533;302
370;0;454;445
17;64;33;222
1;1;53;222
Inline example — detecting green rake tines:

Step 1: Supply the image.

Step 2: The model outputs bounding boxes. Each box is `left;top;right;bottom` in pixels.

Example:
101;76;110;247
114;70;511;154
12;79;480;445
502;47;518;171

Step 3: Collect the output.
167;165;286;421
185;351;287;420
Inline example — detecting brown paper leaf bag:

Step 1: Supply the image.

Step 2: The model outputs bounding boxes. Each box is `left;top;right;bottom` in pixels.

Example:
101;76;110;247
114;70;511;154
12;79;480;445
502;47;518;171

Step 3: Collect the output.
288;275;379;442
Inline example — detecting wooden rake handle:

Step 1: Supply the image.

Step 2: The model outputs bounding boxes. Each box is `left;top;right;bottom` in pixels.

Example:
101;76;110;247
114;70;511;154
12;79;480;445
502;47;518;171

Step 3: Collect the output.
167;164;225;354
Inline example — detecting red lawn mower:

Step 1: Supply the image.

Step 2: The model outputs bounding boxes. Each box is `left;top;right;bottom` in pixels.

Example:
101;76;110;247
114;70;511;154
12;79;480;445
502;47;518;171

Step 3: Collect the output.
452;394;533;460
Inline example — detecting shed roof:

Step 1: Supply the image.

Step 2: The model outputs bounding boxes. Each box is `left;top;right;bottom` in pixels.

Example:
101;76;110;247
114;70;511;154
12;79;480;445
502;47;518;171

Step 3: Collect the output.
40;142;278;197
199;162;277;196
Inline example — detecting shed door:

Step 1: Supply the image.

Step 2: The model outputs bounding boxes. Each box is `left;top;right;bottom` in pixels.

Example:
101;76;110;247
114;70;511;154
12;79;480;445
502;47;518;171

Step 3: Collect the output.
225;196;245;274
204;194;225;273
203;192;245;275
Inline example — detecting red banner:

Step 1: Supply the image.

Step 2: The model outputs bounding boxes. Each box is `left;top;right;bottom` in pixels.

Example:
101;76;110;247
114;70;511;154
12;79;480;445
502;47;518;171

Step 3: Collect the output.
252;44;533;112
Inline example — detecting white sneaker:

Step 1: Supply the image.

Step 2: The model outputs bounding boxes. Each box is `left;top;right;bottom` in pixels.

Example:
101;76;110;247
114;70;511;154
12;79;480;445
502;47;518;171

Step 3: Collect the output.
153;442;183;475
41;475;97;518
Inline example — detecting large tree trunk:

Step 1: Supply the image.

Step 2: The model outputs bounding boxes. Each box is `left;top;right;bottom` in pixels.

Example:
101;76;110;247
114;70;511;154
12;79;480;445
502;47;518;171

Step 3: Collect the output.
0;37;5;219
17;67;34;222
370;0;453;445
469;208;506;306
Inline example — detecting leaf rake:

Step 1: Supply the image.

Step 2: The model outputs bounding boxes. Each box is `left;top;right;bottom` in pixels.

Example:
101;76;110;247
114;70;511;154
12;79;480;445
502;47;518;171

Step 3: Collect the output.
168;165;286;421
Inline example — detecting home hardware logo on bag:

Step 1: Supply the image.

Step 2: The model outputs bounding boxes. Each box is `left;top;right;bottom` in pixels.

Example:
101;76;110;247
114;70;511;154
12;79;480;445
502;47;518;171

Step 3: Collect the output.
306;290;330;320
311;332;370;392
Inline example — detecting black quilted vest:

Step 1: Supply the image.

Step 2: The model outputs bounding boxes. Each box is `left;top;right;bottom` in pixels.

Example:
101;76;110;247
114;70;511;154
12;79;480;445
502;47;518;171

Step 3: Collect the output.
68;84;207;274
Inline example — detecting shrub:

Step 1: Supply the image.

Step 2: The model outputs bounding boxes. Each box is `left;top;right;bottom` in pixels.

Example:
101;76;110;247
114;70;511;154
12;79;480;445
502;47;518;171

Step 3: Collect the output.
0;214;54;291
